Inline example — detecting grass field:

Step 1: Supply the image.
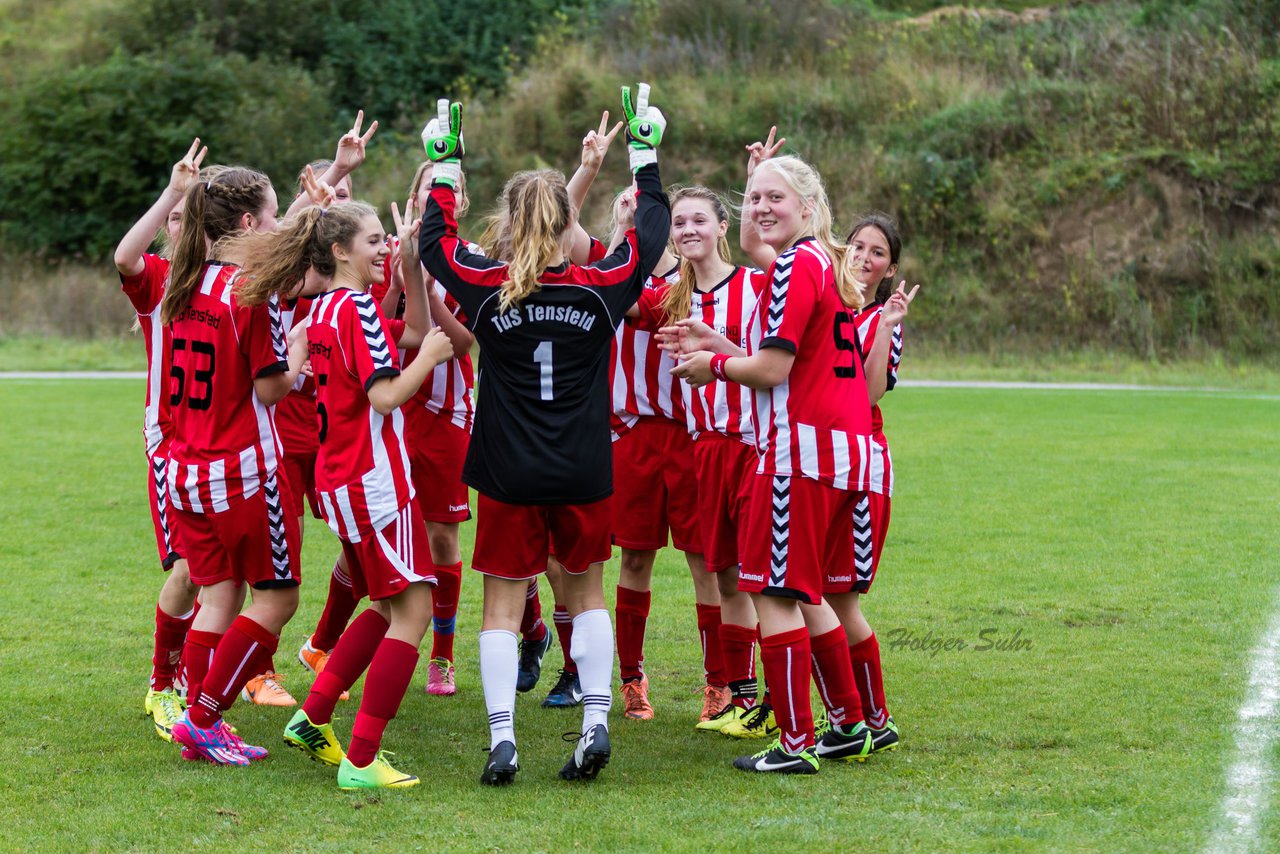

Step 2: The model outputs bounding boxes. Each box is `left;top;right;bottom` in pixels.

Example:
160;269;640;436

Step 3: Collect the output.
1;377;1277;852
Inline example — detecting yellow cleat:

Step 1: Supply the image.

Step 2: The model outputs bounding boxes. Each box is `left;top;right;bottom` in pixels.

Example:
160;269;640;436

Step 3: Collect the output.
144;688;185;742
720;704;777;739
695;703;744;733
338;752;419;790
283;709;346;766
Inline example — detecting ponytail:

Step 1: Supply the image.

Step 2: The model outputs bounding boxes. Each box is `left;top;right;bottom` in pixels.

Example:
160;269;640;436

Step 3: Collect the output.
501;169;570;313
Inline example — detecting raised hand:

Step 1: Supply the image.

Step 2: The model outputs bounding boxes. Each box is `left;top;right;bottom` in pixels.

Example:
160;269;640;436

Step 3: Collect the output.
169;137;208;195
333;110;378;175
745;126;785;183
621;82;667;172
581;111;623;173
300;164;337;209
881;281;920;326
391;199;421;265
421;98;464;187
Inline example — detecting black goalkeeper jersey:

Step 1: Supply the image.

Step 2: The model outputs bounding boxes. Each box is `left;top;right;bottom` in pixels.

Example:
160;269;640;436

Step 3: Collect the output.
419;163;671;505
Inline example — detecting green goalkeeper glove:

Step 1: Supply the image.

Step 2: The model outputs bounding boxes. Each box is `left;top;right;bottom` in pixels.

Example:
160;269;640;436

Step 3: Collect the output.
421;98;464;187
621;83;666;173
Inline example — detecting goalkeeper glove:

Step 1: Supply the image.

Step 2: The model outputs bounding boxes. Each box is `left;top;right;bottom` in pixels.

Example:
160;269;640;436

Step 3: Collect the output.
421;98;464;187
621;83;666;173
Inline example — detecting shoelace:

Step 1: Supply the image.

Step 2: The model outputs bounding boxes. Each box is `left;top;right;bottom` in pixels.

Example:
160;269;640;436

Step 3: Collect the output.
561;731;584;744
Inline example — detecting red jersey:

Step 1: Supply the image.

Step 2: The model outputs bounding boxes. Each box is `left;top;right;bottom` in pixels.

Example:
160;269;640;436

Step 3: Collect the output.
165;263;289;512
636;265;768;444
307;287;413;542
747;239;882;492
275;296;320;458
120;253;173;457
405;283;475;431
854;303;902;496
611;264;683;431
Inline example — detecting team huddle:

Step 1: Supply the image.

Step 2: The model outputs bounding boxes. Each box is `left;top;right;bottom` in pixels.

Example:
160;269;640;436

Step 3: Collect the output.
118;83;918;790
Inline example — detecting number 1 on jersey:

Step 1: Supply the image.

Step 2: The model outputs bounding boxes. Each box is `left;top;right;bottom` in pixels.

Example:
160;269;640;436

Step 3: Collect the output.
533;340;554;401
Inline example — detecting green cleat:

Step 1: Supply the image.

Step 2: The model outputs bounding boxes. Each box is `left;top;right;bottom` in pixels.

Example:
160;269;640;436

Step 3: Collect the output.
720;704;777;739
870;717;900;753
338;752;419;790
695;703;744;733
283;709;346;766
733;739;820;774
144;688;185;743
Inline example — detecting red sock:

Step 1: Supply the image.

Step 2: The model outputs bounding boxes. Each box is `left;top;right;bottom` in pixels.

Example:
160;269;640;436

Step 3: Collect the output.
181;629;221;705
151;605;194;692
430;562;462;662
810;628;864;727
849;633;889;728
760;627;815;752
303;609;389;725
720;622;758;709
312;559;359;652
553;605;577;674
346;638;419;767
189;616;277;728
696;604;727;687
615;586;651;682
520;579;546;642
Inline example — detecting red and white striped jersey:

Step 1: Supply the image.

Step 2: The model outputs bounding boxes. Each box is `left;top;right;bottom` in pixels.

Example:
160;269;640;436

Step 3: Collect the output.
636;266;769;444
120;253;172;457
406;283;475;431
746;239;884;492
275;296;320;458
165;263;289;512
854;303;902;496
612;264;683;432
307;287;414;542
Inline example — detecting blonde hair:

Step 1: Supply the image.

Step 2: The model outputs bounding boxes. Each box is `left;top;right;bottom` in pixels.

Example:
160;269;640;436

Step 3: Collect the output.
754;156;859;310
663;186;732;322
224;202;378;306
162;166;273;324
499;170;571;312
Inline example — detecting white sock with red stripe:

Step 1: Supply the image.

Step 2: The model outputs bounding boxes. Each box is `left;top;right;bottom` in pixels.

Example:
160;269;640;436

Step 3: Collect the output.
479;629;518;749
571;609;613;731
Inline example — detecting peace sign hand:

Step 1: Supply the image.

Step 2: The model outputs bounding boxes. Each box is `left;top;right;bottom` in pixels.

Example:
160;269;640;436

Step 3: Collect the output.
881;281;920;326
333;110;378;175
300;164;337;209
581;111;623;173
168;137;208;195
391;199;421;265
745;126;785;183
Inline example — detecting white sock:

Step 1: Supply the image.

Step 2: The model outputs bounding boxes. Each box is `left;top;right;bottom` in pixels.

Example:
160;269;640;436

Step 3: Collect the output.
479;629;518;750
571;609;614;731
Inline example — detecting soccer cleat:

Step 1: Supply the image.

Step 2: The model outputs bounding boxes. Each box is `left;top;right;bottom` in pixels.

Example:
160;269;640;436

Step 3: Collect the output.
733;739;820;774
172;711;250;766
241;673;297;707
337;752;419;790
283;709;346;766
299;638;349;700
720;704;777;739
541;669;583;708
425;657;457;697
479;740;519;786
695;703;744;733
145;688;185;743
218;721;269;761
621;674;654;720
870;717;900;753
814;721;873;763
559;724;611;781
700;685;732;723
516;628;553;693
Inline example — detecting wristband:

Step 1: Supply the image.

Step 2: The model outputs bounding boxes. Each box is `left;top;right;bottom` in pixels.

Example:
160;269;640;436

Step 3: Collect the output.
710;354;730;382
433;160;461;188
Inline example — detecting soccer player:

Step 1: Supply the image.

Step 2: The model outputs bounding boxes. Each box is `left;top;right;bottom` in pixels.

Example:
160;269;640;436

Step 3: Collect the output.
673;153;882;773
418;87;670;785
113;138;206;742
231;196;452;788
162;166;309;765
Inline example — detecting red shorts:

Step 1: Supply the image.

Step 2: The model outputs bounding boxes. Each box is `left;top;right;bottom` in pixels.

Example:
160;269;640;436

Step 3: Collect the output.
340;501;437;601
473;493;612;580
693;432;757;573
173;474;301;589
147;454;184;569
829;491;891;594
739;473;858;605
406;406;472;524
611;417;701;552
281;451;321;519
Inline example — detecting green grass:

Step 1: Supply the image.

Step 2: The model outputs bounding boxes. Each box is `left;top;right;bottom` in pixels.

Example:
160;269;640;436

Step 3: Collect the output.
1;379;1277;851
